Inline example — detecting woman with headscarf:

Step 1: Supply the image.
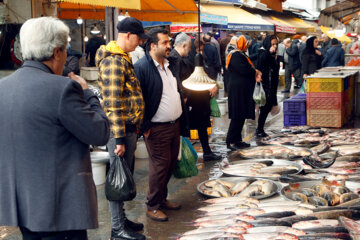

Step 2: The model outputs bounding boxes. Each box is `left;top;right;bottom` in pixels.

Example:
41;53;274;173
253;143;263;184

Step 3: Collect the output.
301;36;322;79
256;35;280;138
226;35;262;151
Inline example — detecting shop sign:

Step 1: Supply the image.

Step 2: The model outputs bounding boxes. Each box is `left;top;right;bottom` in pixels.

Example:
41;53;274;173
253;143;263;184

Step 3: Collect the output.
226;23;274;31
170;24;201;33
276;25;296;34
205;0;243;3
200;13;228;25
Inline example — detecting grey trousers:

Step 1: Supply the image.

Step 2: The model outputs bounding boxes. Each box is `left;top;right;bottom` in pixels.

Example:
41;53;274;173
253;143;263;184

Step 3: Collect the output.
107;132;138;230
285;63;302;91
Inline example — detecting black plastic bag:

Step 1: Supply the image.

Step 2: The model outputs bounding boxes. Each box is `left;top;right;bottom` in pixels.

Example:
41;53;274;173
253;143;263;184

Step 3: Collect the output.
105;156;136;201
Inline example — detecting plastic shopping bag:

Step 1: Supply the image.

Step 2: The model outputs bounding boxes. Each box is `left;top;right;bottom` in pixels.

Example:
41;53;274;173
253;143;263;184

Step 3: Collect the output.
210;97;221;118
173;137;198;178
105;156;136;201
253;82;266;107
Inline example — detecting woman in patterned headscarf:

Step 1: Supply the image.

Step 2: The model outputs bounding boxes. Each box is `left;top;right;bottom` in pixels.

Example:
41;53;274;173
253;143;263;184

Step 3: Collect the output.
225;35;262;151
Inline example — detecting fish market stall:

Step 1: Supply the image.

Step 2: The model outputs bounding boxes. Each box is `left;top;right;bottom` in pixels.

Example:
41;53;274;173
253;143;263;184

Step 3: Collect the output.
176;125;360;240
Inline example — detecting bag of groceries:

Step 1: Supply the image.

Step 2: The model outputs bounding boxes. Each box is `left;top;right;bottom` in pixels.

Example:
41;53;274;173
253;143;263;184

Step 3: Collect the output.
173;137;198;178
253;82;266;107
210;97;221;118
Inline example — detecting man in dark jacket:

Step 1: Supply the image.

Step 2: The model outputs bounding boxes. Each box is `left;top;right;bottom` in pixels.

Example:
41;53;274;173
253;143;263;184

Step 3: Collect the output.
203;34;221;80
85;32;106;67
0;17;110;240
134;27;189;222
321;34;332;58
283;39;302;92
321;38;345;67
170;32;194;81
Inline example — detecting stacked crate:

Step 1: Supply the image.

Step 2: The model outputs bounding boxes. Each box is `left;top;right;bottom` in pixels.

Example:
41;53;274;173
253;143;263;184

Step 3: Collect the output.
283;94;306;127
306;72;355;128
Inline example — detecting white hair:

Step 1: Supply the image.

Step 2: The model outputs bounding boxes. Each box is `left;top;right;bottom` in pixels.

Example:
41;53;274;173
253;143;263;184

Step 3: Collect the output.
174;33;191;47
20;17;69;61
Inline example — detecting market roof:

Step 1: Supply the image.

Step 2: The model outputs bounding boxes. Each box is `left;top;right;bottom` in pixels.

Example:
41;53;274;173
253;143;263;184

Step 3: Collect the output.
201;4;273;31
320;0;360;20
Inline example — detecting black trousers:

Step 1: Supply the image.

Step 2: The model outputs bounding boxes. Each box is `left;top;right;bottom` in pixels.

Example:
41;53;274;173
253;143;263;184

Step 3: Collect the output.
20;227;87;240
226;118;245;145
197;125;211;155
258;102;273;133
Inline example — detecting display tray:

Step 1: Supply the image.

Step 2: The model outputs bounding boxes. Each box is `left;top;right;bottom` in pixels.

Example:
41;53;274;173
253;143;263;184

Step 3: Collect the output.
280;180;360;207
197;177;282;200
221;159;303;181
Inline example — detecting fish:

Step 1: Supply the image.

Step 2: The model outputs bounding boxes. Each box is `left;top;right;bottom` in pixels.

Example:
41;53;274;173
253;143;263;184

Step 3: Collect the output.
182;226;247;236
259;166;299;175
193;214;255;223
331;145;360;156
304;226;349;234
321;191;340;206
284;191;308;203
194;219;253;228
339;192;359;204
213;183;231;197
203;197;259;204
338;198;360;207
310;142;331;155
255;211;295;219
250;180;276;195
297;233;350;239
298;188;317;197
292;219;339;229
248;226;306;236
302;154;336;169
178;231;241;240
311;209;360;219
237;184;262;198
216;179;236;189
203;189;221;197
204;180;218;188
339;216;360;238
332;185;351;195
308;196;328;207
230;181;251;195
332;161;360;168
278;215;318;225
240;233;298;240
335;155;360;162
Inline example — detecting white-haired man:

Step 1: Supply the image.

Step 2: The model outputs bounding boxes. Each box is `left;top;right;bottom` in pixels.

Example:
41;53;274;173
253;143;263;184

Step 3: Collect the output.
170;32;193;81
0;17;110;240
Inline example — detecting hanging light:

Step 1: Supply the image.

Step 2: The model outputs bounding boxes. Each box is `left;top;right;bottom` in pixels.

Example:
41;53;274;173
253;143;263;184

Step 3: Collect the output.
90;26;100;35
118;10;126;22
67;36;71;42
125;10;130;18
76;3;83;25
104;35;107;40
182;0;216;91
84;36;89;42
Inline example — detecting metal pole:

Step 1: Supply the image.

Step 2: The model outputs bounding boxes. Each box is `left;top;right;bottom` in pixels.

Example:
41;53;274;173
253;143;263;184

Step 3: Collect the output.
198;0;200;52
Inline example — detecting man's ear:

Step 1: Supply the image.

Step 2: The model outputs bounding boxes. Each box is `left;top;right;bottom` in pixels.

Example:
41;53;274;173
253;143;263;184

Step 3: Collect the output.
53;47;62;60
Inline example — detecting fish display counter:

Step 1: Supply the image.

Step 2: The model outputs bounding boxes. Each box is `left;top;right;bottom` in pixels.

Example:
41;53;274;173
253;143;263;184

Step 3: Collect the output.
178;125;360;240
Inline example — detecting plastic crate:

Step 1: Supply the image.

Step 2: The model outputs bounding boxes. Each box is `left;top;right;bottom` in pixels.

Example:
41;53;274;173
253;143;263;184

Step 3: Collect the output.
190;119;213;140
283;98;306;115
284;113;306;127
306;77;345;92
291;93;306;99
306;92;346;110
307;109;346;128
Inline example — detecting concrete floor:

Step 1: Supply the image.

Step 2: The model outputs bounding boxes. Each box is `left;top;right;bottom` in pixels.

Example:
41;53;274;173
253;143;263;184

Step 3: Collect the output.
2;85;359;240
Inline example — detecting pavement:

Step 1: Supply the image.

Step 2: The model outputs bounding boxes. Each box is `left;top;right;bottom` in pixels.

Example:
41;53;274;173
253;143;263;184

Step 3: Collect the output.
1;83;359;240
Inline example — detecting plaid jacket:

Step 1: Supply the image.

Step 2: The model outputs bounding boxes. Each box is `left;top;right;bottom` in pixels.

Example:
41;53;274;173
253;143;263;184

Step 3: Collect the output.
95;41;144;139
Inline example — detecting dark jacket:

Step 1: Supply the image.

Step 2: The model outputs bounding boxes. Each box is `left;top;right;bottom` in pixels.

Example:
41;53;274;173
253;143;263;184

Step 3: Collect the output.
299;42;306;64
256;35;279;106
286;39;301;72
63;49;82;76
227;51;256;120
169;49;194;82
321;39;332;57
134;52;189;137
203;43;221;80
85;36;106;67
0;61;110;231
301;37;323;75
321;45;345;67
220;35;232;66
248;39;260;67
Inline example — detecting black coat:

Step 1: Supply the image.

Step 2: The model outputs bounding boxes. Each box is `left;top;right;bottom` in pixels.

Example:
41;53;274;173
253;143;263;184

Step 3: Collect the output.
85;36;106;67
134;52;189;137
301;36;323;75
256;36;279;106
286;39;301;72
227;51;256;120
203;43;221;79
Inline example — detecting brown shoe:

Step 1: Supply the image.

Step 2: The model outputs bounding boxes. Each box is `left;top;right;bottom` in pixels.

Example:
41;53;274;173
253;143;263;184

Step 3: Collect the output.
146;209;168;222
161;200;181;210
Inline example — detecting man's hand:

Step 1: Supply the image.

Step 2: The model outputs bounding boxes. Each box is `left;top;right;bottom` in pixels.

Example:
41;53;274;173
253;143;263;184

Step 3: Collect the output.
143;129;151;138
68;72;88;90
209;86;218;97
114;144;125;157
303;74;308;79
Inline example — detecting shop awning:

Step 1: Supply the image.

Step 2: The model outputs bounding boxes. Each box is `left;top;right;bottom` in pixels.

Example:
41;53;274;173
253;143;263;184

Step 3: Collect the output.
262;15;296;34
59;0;141;9
269;15;316;34
57;0;198;22
201;5;273;31
320;26;352;44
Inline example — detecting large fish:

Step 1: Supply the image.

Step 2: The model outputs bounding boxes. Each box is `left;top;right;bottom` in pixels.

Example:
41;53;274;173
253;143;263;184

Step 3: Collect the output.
245;226;306;236
182;226;247;236
240;233;298;240
339;216;360;240
292;219;339;229
297;233;350;239
203;197;259;205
